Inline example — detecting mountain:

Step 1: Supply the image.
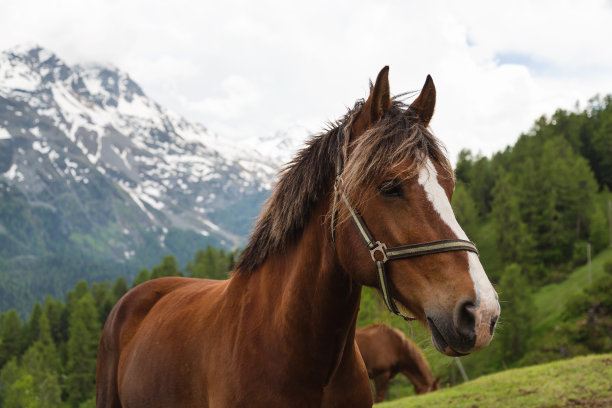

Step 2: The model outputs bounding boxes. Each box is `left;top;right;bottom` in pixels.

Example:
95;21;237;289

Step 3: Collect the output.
246;124;311;165
0;44;298;313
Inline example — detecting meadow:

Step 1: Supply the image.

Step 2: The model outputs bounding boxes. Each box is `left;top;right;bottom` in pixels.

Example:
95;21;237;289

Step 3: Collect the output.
377;354;612;408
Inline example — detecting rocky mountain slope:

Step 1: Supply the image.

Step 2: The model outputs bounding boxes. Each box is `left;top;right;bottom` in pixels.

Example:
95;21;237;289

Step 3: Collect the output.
0;45;306;312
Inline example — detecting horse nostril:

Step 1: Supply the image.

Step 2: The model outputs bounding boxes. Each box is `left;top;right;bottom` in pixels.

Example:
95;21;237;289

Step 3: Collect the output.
490;315;499;335
454;300;476;339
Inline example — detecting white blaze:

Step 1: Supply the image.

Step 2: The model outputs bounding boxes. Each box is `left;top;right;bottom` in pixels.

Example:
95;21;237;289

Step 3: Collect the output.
418;159;499;314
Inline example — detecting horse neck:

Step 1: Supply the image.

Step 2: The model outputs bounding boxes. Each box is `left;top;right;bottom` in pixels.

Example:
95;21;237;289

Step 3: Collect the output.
230;201;362;383
400;340;435;393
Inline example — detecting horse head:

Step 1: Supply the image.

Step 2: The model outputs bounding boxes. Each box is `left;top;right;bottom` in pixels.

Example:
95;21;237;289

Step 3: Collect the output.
335;67;500;357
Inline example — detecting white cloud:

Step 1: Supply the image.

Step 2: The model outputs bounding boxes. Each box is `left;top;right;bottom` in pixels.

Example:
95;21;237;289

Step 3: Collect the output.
1;0;612;163
180;75;263;121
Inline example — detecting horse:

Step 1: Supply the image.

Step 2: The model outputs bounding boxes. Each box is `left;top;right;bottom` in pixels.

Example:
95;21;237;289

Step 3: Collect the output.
96;66;500;408
356;323;439;403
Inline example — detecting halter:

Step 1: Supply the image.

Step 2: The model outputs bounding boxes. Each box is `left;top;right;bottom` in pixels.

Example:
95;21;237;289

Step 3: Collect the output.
331;126;479;321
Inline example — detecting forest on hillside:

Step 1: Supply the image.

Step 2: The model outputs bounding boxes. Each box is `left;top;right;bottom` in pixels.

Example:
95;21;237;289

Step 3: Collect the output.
0;247;237;407
0;95;611;406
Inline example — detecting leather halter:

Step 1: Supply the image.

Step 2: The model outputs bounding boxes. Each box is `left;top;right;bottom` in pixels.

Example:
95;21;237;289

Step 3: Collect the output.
331;126;479;321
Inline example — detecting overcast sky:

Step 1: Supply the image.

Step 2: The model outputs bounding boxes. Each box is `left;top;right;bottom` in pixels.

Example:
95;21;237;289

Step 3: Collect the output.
2;0;612;163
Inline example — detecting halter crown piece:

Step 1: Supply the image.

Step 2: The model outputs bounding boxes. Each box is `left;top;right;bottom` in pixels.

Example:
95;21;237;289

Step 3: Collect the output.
331;126;479;321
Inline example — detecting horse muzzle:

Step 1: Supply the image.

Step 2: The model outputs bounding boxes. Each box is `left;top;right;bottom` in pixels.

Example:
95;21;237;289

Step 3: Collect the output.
426;299;500;356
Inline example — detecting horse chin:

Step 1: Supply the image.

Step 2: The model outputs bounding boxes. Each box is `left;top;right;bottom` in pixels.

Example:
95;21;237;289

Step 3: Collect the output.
427;317;470;357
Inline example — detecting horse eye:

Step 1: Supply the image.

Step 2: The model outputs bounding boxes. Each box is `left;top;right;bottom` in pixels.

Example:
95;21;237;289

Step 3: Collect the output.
378;179;403;197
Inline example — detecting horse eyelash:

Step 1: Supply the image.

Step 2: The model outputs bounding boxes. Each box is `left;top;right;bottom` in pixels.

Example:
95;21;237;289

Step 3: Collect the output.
378;179;403;197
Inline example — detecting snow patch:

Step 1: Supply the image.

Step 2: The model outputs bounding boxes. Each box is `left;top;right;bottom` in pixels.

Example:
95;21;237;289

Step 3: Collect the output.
32;141;51;154
203;219;220;231
4;164;24;181
0;127;11;140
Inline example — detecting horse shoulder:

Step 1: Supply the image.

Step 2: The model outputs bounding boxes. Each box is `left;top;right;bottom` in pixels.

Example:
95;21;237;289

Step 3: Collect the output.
322;341;373;408
359;325;404;373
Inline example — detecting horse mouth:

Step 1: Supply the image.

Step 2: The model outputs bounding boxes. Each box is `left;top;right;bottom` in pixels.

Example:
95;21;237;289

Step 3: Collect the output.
427;317;469;357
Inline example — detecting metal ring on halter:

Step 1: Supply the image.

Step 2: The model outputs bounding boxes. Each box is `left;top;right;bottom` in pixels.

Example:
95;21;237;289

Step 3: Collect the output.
369;241;388;263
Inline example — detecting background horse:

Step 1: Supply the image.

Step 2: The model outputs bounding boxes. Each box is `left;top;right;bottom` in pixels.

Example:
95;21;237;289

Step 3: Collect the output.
96;66;500;407
356;323;439;402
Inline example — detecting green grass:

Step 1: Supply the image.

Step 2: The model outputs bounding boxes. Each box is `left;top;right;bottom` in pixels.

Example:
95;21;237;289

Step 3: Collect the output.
377;353;612;408
531;248;612;340
510;246;612;366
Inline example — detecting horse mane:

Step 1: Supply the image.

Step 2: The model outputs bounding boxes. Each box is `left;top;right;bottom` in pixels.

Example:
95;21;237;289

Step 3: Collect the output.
235;98;452;274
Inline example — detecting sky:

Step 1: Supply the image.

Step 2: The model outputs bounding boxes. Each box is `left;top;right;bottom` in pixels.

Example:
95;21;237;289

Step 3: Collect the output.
2;0;612;163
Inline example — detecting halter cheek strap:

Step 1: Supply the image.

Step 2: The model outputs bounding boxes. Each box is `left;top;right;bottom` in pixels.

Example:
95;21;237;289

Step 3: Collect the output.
341;192;478;320
331;127;479;321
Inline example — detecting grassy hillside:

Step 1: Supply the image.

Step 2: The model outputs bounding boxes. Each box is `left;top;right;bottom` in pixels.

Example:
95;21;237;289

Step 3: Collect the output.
377;354;612;408
518;247;612;365
532;247;612;330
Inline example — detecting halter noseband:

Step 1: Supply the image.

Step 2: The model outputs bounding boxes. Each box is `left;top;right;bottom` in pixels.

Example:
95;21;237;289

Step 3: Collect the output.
331;126;479;321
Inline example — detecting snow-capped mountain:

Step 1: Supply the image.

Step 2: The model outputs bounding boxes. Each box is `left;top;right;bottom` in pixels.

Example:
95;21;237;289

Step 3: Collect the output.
0;44;285;266
246;124;311;166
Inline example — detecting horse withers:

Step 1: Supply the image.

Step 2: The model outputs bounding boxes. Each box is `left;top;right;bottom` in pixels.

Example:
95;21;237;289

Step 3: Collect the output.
96;67;500;408
356;323;439;402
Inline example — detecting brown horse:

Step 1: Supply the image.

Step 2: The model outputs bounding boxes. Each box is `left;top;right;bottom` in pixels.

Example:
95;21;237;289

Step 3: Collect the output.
96;67;500;407
356;324;439;403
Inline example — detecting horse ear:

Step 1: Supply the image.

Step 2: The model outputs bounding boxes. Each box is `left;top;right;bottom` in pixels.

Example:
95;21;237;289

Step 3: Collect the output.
351;66;392;139
369;66;392;122
409;75;436;126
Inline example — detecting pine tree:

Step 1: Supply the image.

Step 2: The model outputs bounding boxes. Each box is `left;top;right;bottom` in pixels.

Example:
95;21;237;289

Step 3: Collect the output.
150;255;181;279
20;314;62;408
132;268;150;287
0;359;37;408
591;96;612;189
66;292;100;407
491;172;536;267
25;302;43;347
112;277;128;301
0;309;23;368
454;149;473;184
469;156;495;216
451;181;479;238
92;281;114;326
43;295;65;346
186;246;232;280
497;264;534;364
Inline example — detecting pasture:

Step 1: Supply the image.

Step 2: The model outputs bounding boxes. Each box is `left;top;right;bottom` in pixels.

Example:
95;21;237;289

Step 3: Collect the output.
377;353;612;408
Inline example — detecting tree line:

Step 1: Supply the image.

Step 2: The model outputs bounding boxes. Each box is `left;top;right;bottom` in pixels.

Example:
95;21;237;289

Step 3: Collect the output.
454;94;612;283
0;246;237;407
447;94;612;376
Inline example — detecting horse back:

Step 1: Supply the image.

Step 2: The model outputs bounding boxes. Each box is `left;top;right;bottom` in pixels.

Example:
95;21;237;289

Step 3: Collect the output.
355;324;407;376
96;277;204;408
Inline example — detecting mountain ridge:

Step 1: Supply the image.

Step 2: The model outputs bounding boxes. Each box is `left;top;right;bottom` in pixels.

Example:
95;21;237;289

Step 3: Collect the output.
0;44;306;313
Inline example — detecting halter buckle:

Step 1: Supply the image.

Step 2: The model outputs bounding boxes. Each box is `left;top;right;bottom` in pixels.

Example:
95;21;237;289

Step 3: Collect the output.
370;241;388;263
